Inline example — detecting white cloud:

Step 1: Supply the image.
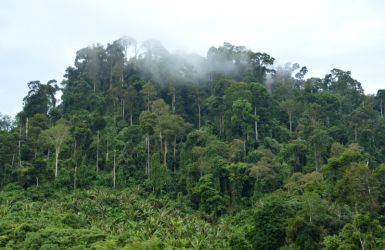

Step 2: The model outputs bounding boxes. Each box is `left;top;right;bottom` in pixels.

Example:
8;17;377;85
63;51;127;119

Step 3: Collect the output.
1;0;384;117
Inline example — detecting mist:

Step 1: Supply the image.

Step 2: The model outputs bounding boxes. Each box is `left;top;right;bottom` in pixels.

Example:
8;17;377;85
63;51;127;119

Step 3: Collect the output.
1;0;385;117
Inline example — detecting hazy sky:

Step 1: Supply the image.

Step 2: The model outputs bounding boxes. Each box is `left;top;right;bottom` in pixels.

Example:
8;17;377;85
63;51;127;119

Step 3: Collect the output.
1;0;384;117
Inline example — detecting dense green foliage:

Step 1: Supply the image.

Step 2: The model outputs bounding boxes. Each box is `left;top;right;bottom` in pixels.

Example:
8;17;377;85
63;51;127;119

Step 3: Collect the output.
1;37;385;249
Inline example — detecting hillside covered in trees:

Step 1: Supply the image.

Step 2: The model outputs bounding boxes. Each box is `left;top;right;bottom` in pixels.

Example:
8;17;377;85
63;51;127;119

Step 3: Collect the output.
1;36;385;249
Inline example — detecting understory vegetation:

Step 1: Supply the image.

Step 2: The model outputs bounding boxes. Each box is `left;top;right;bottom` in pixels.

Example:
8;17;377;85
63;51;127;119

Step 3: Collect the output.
1;37;385;249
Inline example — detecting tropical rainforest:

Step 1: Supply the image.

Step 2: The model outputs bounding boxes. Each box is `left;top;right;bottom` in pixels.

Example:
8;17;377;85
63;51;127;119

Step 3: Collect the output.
1;36;385;250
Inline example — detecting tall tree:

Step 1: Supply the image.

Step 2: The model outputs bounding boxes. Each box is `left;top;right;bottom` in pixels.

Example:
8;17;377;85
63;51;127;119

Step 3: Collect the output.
92;117;106;175
140;82;156;111
106;88;119;124
118;36;137;61
375;117;385;152
167;80;177;114
86;58;100;92
280;100;301;133
316;90;340;125
29;158;46;191
40;121;70;177
207;96;225;137
28;113;48;158
160;114;184;167
23;81;55;117
151;99;170;150
335;163;378;214
252;195;292;250
249;82;270;140
106;41;124;88
308;129;332;172
189;86;207;130
377;89;385;117
350;108;368;140
231;98;257;152
139;111;157;179
113;150;116;191
123;85;137;125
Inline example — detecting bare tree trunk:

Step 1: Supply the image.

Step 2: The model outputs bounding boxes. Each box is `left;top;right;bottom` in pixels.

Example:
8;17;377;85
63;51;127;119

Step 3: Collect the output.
164;135;168;165
198;104;201;129
18;120;21;166
147;132;150;179
74;166;77;191
355;125;358;140
289;112;292;133
145;136;147;175
113;150;116;191
113;100;116;124
219;113;222;137
96;130;99;174
110;61;112;88
148;94;150;111
210;73;213;94
160;131;163;151
208;74;211;94
244;136;246;153
34;145;37;158
222;115;224;134
315;150;319;172
55;147;59;177
36;176;39;191
174;137;176;173
26;117;28;139
106;139;109;161
255;107;258;141
173;92;175;113
11;153;15;169
123;100;125;120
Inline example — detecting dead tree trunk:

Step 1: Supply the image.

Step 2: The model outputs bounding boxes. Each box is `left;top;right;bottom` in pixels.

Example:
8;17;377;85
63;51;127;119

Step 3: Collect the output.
26;117;28;139
174;137;176;173
255;107;258;141
164;135;168;165
113;150;116;191
18;119;21;166
198;104;201;129
96;130;99;175
74;166;77;191
147;132;150;179
35;176;39;191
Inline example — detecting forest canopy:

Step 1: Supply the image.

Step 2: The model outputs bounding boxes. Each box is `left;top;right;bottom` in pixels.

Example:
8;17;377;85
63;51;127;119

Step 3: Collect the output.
1;36;385;249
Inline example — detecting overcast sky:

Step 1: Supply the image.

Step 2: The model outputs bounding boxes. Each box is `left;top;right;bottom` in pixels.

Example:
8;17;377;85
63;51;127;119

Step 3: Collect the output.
1;0;384;118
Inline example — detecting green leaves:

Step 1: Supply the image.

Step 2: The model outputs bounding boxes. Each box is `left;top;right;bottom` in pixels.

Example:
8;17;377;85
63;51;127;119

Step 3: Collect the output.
231;97;257;137
92;116;106;131
139;111;157;135
252;195;292;250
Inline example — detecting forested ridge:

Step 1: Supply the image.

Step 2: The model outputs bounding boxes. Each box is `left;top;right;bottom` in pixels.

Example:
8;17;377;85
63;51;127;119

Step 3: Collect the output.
1;36;385;249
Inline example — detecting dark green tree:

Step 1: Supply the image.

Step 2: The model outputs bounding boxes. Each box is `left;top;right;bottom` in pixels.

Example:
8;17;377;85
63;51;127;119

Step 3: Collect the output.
92;116;106;174
29;158;47;190
139;111;157;179
252;195;292;250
